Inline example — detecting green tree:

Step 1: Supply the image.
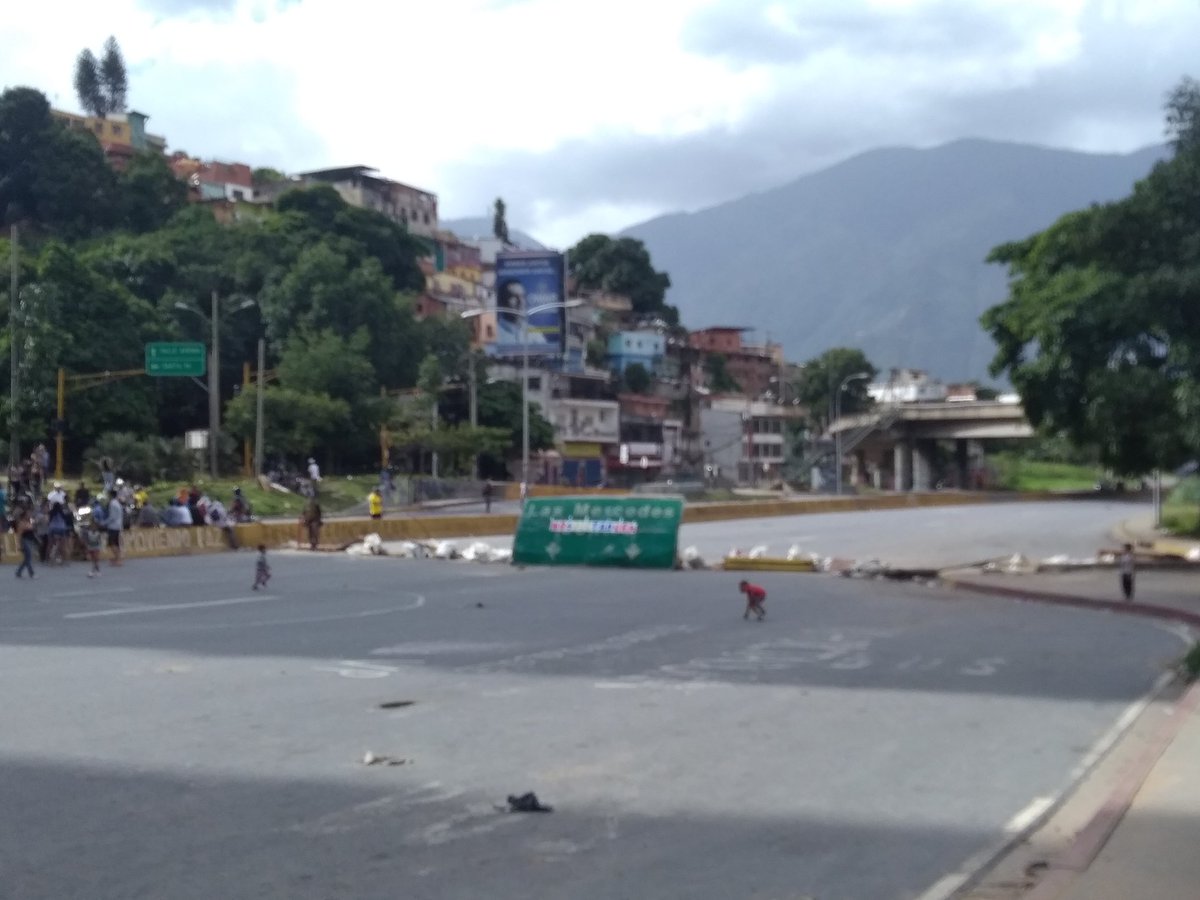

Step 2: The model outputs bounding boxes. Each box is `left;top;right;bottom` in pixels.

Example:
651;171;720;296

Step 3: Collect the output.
99;37;128;114
225;386;350;461
622;361;651;394
73;50;104;117
568;234;678;324
794;348;876;432
118;151;187;232
493;197;509;243
704;353;741;393
981;79;1200;474
252;167;286;184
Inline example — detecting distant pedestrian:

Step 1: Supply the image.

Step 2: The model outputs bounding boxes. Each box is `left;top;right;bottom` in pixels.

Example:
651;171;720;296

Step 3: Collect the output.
368;486;383;520
252;544;271;590
307;457;321;484
100;457;115;493
482;480;494;513
106;492;124;566
1119;543;1135;601
738;579;767;621
84;520;103;577
14;508;36;579
302;497;323;551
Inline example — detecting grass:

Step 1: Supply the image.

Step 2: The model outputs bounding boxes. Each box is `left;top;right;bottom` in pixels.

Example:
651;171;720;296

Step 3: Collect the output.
142;474;379;519
989;453;1103;492
1161;476;1200;535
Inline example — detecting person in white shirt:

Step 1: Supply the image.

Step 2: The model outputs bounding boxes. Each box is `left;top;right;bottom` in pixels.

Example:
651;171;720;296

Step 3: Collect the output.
307;457;321;483
46;481;66;507
106;494;124;566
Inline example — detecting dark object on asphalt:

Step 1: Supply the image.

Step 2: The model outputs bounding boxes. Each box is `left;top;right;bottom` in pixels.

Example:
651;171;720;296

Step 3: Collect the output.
378;700;415;709
476;602;485;608
507;792;553;813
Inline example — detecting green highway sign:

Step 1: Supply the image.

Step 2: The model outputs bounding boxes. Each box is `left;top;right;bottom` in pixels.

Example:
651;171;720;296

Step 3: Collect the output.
512;494;684;569
145;342;206;376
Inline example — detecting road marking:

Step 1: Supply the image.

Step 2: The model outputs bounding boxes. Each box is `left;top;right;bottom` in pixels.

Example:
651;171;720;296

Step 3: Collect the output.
913;669;1177;900
47;586;134;599
313;660;401;679
65;595;279;619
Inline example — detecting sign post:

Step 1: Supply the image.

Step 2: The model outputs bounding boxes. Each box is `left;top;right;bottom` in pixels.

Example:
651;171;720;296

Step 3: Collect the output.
145;342;206;377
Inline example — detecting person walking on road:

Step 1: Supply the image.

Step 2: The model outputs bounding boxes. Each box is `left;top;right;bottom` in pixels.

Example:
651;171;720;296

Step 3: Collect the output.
14;507;36;579
1119;543;1136;601
252;544;271;590
739;579;767;621
106;492;124;566
302;496;322;551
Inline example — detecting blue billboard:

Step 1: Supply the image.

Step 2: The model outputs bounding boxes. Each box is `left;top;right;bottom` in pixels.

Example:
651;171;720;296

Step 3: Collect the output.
491;251;565;357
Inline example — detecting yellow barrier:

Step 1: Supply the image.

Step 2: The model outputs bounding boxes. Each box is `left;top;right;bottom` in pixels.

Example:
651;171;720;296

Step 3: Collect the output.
721;556;817;572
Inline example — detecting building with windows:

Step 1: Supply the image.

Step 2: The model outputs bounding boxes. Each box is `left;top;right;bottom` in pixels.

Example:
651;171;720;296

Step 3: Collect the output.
51;109;166;170
295;166;438;236
700;396;805;485
607;330;665;376
689;326;783;399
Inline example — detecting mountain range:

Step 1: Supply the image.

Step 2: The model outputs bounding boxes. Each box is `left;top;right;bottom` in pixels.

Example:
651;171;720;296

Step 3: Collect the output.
619;138;1167;382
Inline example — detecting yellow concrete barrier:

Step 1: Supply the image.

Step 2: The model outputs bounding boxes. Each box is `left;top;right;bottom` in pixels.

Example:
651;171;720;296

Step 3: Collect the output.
721;556;817;572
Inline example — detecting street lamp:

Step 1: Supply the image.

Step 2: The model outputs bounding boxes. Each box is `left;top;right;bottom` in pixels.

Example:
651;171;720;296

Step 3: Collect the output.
462;299;583;502
834;371;871;496
174;292;256;479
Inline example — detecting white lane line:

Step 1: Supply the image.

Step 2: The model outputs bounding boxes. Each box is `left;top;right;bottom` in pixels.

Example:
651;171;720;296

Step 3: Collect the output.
47;586;135;599
65;595;280;619
912;670;1177;900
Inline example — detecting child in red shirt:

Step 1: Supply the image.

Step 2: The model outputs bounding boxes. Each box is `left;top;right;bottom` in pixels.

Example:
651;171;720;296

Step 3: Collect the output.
739;580;766;620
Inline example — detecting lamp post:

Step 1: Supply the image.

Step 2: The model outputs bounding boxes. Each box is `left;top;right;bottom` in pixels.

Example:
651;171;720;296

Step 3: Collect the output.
175;293;255;479
834;371;871;496
462;299;582;502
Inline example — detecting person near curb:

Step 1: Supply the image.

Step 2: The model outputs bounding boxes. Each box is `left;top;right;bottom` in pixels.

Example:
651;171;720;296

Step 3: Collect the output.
368;486;383;520
252;544;271;590
14;506;36;578
83;520;103;577
739;579;767;620
482;480;494;513
1119;542;1135;601
106;492;124;566
302;496;322;551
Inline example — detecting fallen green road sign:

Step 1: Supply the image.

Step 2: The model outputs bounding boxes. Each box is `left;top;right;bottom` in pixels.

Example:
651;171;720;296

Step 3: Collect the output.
512;494;684;569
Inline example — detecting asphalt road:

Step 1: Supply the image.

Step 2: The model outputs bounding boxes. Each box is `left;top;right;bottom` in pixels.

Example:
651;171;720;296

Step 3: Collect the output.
0;539;1185;900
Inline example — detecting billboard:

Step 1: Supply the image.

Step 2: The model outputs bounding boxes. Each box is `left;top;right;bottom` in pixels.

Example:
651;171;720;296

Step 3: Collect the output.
512;494;684;569
491;250;565;357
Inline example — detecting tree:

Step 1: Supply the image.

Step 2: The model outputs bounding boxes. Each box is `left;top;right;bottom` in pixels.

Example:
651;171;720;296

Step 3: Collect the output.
794;348;876;433
568;234;678;324
981;78;1200;474
252;167;286;185
73;50;104;117
493;197;509;243
118;151;187;232
622;362;651;394
704;353;741;393
99;37;128;115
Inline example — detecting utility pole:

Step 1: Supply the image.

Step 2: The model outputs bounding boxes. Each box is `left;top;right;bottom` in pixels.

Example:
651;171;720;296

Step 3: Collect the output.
9;224;18;469
468;351;478;480
208;289;219;479
254;337;265;478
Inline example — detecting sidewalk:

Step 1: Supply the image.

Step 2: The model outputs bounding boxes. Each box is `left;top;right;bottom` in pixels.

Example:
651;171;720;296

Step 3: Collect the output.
944;517;1200;899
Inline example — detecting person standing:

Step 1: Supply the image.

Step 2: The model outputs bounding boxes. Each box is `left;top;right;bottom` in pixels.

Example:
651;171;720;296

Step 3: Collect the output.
14;507;36;579
1119;543;1135;601
252;544;271;590
482;480;494;513
302;496;323;551
84;520;103;578
106;491;125;566
368;486;383;521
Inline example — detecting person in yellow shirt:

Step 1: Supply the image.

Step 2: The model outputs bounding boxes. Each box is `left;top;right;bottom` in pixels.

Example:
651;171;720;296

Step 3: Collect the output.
133;485;149;510
368;486;383;520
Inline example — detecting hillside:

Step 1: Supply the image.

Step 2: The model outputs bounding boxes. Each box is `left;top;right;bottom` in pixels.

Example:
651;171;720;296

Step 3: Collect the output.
622;138;1167;381
439;217;546;250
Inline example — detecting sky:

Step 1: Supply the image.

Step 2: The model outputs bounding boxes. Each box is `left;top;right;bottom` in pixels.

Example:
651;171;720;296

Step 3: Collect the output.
2;0;1196;247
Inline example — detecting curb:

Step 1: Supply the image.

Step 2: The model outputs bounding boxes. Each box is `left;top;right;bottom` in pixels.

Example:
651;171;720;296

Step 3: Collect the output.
935;571;1200;899
1021;682;1200;900
939;573;1200;629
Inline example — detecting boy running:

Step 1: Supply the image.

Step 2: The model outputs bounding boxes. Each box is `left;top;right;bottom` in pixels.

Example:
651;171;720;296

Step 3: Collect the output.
252;544;271;590
739;579;767;620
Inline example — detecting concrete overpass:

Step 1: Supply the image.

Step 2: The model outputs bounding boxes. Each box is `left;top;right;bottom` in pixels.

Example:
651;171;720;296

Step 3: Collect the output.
829;400;1033;491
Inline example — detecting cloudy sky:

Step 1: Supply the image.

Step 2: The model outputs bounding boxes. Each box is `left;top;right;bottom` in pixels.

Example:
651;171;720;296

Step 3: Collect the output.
2;0;1195;246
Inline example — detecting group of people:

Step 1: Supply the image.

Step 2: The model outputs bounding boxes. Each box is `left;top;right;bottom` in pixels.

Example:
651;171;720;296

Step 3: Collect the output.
4;478;129;578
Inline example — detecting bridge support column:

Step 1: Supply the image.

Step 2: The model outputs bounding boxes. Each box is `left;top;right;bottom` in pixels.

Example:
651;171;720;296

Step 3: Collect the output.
955;439;970;489
912;439;935;491
893;441;913;491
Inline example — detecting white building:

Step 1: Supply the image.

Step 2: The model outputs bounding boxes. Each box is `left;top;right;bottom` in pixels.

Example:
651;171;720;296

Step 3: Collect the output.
868;368;948;404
